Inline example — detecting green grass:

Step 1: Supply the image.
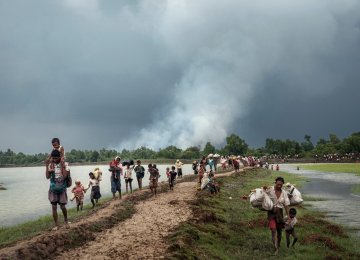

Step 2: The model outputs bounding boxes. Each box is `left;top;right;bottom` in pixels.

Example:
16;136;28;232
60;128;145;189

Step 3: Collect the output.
300;163;360;176
0;195;114;247
168;169;360;259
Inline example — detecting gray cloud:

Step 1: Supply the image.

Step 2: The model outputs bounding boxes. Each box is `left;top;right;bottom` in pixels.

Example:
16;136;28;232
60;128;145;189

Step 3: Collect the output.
0;0;360;154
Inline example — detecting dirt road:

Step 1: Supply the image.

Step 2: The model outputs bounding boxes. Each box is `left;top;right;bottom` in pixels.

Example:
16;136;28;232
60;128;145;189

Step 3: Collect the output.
56;181;196;259
0;171;235;259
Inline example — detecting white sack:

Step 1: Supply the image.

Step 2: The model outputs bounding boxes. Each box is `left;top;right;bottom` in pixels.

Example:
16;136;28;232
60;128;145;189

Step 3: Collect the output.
284;185;303;206
262;193;274;211
249;188;264;208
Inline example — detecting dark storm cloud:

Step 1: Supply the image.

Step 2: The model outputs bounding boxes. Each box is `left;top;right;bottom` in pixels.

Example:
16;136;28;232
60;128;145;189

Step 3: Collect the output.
0;0;360;154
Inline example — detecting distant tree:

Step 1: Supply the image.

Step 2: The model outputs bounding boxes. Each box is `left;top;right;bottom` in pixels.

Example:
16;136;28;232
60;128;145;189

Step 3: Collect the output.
343;132;360;153
90;151;99;162
120;149;132;159
181;146;201;159
301;134;314;152
202;142;215;156
329;134;340;145
223;134;248;155
157;145;182;159
264;138;303;156
132;146;156;159
317;138;328;146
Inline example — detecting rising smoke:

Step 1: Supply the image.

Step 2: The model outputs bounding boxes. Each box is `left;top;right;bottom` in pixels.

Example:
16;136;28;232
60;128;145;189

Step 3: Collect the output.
120;0;360;150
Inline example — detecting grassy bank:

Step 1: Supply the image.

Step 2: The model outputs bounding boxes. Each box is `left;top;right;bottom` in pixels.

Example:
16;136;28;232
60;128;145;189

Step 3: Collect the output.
300;163;360;176
0;195;117;247
168;169;360;259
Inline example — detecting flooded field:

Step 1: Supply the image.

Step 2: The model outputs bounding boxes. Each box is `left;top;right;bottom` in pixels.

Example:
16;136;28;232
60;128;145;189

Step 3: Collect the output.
0;164;193;227
281;164;360;236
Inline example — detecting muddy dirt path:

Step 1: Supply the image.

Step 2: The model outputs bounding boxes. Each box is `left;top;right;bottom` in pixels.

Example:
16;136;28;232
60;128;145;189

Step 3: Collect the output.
56;181;197;260
0;170;236;260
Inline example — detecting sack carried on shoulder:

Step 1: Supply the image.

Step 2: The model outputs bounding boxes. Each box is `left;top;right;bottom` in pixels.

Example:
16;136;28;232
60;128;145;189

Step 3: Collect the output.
249;188;273;211
284;184;303;206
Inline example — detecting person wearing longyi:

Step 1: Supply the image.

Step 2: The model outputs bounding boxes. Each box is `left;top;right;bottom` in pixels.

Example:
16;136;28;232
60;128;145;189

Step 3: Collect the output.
109;156;123;199
263;176;290;255
45;149;70;231
134;160;145;190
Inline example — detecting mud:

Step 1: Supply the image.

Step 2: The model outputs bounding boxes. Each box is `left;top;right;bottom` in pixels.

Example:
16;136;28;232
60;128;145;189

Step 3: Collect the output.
0;171;237;260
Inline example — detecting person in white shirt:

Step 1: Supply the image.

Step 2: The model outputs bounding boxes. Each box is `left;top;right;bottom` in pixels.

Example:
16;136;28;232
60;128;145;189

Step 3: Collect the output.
124;164;133;193
284;208;298;248
264;176;290;255
175;160;183;179
86;172;101;208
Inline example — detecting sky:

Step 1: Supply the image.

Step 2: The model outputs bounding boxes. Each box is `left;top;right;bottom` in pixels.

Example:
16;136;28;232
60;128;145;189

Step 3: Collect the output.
0;0;360;154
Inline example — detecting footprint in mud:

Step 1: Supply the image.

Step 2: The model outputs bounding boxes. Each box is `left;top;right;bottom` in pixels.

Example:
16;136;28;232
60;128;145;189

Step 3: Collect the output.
169;200;179;205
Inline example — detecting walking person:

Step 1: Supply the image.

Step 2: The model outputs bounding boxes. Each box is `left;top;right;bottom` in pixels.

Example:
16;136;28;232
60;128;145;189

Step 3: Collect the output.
175;159;183;179
208;156;214;172
168;166;177;190
192;161;198;175
70;180;86;212
148;163;159;195
109;156;123;199
198;164;205;189
45;150;70;230
86;172;101;208
124;164;133;193
285;208;298;248
134;160;145;190
264;177;290;255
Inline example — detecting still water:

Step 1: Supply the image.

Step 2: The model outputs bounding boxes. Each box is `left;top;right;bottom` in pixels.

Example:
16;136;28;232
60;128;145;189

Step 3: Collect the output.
281;164;360;236
0;164;193;227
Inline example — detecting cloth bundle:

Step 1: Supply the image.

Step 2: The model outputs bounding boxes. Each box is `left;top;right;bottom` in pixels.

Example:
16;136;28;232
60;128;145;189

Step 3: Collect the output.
284;183;303;206
249;188;273;211
249;184;303;210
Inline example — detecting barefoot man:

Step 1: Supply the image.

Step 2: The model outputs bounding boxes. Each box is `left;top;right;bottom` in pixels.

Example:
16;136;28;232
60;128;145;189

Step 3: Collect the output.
109;156;123;199
45;150;70;230
148;163;159;195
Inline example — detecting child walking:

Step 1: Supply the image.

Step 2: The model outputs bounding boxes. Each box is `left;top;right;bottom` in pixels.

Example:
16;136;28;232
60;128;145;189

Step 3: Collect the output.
168;166;177;190
71;180;86;211
86;172;101;208
284;208;298;248
124;164;133;193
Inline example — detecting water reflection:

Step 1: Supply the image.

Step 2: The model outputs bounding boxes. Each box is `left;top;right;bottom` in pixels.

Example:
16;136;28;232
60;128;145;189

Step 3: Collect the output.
0;164;193;227
282;164;360;236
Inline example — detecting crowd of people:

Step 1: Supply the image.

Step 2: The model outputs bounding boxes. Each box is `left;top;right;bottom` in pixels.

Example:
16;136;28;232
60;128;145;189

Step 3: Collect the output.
44;138;201;230
44;138;297;254
261;152;360;163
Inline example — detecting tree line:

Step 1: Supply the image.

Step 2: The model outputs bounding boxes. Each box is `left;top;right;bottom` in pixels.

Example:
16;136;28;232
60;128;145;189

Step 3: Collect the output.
1;132;359;166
